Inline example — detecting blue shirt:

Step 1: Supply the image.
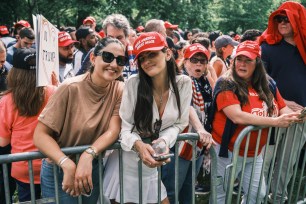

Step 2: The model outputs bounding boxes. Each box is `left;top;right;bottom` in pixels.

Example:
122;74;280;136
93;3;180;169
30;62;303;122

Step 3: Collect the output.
261;40;306;106
6;45;17;66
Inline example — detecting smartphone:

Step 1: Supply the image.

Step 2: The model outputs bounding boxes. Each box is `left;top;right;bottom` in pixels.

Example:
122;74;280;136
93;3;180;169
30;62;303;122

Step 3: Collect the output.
299;107;306;119
153;153;174;161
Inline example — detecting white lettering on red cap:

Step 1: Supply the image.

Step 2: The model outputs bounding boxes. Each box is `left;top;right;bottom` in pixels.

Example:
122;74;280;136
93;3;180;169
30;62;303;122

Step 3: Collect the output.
58;32;71;42
189;44;205;52
135;36;156;50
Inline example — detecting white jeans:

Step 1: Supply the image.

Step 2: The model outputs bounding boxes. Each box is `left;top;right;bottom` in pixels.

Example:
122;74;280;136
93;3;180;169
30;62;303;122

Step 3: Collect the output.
214;144;266;204
271;123;306;201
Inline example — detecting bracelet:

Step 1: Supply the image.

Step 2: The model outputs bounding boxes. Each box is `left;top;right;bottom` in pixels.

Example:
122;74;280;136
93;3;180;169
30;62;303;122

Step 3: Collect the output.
58;156;69;167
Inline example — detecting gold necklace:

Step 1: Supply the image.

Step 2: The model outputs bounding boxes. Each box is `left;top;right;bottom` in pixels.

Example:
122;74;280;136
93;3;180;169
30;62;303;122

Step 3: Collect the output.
154;90;163;106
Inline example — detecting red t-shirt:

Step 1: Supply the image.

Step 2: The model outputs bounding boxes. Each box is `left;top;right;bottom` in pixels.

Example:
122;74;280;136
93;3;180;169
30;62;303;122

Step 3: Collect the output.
0;86;55;183
212;87;286;157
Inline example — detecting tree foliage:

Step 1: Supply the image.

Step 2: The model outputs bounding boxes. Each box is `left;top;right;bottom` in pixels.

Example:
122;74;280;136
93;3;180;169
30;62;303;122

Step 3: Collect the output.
0;0;303;34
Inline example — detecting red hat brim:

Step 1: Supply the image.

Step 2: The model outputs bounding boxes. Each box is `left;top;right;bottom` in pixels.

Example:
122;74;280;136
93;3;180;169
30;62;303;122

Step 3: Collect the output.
235;51;258;60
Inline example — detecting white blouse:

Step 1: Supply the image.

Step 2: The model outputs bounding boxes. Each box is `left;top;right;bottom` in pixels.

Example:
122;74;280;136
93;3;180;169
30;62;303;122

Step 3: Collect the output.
120;74;192;151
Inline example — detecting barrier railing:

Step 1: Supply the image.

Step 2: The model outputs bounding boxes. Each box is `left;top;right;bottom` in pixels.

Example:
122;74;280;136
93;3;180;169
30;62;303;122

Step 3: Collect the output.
0;133;218;204
223;122;306;204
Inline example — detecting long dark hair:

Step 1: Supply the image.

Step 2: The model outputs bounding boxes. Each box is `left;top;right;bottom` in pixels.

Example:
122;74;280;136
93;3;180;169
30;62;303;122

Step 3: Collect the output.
6;68;45;116
133;49;181;136
220;57;274;115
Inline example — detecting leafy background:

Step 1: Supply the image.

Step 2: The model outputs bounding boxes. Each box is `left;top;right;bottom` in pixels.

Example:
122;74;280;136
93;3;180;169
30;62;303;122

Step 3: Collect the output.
0;0;305;34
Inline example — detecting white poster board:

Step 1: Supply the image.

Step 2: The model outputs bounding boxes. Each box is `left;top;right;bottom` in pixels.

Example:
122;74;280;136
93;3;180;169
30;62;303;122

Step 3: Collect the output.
33;14;59;87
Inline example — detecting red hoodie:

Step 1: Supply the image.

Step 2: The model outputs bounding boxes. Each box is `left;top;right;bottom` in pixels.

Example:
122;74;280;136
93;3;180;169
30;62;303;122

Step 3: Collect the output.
259;1;306;64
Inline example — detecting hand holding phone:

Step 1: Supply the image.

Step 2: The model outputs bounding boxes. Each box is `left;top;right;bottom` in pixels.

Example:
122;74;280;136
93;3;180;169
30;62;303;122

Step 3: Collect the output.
151;140;172;161
298;107;306;119
153;153;174;161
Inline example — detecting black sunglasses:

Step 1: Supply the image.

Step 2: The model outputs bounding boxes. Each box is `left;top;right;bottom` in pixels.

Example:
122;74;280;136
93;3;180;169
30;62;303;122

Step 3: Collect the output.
151;119;162;141
274;15;290;24
189;57;208;65
97;51;128;66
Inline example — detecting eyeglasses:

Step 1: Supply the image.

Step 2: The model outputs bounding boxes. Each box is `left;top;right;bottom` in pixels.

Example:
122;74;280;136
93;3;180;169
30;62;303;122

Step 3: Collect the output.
151;119;162;141
274;15;290;24
189;57;208;65
97;51;128;66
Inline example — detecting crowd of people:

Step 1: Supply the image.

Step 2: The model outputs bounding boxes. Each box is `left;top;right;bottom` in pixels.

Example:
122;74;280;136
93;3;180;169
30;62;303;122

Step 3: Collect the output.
0;1;305;204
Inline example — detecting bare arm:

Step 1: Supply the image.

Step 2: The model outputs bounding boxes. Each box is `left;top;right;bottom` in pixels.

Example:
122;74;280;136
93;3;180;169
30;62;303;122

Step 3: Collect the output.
74;115;121;195
206;64;217;89
0;137;10;147
212;60;223;77
189;106;214;149
222;104;300;128
283;99;304;112
34;122;77;195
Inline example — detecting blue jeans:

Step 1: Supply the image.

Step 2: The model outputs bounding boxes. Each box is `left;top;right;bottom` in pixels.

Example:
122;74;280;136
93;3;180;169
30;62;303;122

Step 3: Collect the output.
15;179;41;202
41;159;102;204
162;147;204;204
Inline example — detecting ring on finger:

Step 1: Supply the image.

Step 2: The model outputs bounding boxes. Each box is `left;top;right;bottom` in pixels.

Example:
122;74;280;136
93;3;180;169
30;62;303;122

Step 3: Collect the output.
66;189;71;193
162;162;166;165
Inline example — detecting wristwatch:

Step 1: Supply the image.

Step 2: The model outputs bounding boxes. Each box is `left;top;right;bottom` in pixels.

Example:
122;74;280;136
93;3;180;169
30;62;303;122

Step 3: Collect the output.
85;147;98;158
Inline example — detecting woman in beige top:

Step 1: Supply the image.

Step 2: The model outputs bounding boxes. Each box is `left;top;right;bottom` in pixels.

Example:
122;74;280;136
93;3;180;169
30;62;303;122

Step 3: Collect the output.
33;37;127;203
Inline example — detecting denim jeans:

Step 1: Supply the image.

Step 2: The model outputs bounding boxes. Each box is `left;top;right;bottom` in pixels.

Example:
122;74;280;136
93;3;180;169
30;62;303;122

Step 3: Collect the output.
41;159;105;204
162;147;204;204
15;179;41;202
212;144;266;204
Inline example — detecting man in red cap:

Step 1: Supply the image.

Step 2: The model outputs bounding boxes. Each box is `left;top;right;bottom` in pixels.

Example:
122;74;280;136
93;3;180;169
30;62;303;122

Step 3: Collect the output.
58;31;78;82
136;25;144;33
12;20;31;43
0;25;15;47
83;16;96;31
259;2;306;203
164;21;178;39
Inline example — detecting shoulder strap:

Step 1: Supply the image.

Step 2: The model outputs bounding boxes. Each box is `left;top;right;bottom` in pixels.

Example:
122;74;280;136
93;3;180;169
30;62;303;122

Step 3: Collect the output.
268;78;277;98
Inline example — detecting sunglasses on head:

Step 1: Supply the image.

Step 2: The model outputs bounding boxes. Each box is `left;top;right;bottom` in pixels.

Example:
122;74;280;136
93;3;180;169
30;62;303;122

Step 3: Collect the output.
189;57;208;65
274;15;290;24
97;51;128;66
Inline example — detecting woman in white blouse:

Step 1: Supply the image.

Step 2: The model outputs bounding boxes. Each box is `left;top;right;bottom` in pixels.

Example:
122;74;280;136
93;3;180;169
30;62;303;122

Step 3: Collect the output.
103;32;192;203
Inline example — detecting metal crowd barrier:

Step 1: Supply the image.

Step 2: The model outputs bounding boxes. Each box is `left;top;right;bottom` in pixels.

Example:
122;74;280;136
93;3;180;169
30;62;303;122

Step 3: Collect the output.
0;133;218;204
223;122;306;204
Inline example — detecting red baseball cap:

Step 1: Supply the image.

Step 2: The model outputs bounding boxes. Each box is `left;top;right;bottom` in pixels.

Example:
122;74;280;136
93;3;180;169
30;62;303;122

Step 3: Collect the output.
83;16;96;25
235;40;261;60
98;30;105;38
164;21;178;30
0;26;9;35
14;20;31;28
133;32;168;60
58;31;78;47
136;26;144;33
184;43;210;60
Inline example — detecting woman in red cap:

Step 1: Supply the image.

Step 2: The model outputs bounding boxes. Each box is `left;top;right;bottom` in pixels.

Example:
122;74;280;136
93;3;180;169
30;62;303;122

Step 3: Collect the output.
210;40;301;203
162;43;214;203
103;32;192;203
